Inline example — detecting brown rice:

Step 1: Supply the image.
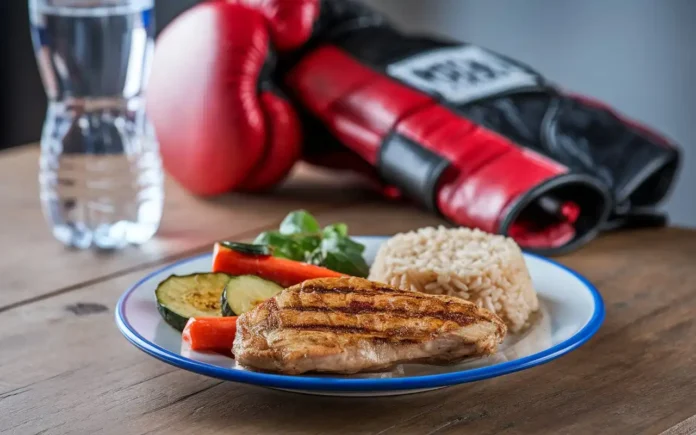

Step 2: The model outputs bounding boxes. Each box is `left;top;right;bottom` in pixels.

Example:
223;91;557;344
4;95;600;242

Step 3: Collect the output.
368;226;538;332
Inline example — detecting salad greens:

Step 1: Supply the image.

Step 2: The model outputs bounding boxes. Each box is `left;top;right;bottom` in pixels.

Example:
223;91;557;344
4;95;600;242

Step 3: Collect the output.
254;210;369;277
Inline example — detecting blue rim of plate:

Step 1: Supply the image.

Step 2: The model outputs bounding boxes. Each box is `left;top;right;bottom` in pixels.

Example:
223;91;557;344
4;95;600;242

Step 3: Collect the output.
115;236;604;392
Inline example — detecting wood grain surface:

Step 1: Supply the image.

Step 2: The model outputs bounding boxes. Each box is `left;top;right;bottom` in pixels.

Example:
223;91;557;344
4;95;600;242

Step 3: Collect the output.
2;145;695;435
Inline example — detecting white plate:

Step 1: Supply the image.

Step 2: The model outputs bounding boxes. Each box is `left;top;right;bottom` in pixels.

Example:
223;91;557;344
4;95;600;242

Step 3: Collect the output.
116;236;604;396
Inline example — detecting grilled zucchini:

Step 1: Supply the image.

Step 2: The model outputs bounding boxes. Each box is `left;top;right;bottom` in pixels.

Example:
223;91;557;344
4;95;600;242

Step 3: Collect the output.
221;275;284;316
155;273;232;331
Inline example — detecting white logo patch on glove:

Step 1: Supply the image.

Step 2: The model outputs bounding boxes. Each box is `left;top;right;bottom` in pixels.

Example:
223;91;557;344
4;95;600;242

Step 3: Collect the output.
387;45;540;104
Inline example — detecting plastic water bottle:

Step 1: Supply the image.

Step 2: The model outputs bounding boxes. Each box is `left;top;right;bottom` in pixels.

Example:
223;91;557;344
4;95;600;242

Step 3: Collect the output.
29;0;163;249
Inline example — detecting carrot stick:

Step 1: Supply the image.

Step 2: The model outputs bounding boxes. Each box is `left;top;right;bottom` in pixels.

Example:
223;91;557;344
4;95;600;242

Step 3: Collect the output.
182;316;238;351
212;242;344;287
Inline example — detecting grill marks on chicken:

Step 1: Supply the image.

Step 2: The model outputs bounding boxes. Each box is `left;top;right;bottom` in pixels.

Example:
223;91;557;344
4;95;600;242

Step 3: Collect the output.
234;277;507;375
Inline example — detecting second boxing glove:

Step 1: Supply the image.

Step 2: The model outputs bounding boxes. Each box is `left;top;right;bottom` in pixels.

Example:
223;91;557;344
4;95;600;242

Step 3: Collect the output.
147;0;320;195
284;0;613;254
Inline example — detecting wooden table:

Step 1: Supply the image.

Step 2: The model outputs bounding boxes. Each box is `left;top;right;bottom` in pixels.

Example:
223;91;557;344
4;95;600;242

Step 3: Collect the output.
2;145;695;435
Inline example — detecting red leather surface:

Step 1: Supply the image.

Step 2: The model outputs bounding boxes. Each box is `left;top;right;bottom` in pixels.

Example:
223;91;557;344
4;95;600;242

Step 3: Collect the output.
239;92;302;190
396;105;503;174
392;104;569;233
286;47;373;115
286;46;434;164
148;4;267;195
228;0;320;52
435;150;565;232
147;1;316;195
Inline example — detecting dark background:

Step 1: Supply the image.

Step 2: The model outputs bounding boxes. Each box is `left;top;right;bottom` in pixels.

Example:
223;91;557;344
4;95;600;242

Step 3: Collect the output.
1;0;693;226
0;0;199;148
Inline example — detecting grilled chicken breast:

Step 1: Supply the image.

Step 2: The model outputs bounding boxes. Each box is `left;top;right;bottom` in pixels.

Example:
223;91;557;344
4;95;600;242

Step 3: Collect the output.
234;277;507;375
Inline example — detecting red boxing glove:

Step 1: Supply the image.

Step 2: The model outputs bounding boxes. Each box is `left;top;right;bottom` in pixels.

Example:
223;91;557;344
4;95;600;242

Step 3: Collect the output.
147;0;319;195
285;1;612;254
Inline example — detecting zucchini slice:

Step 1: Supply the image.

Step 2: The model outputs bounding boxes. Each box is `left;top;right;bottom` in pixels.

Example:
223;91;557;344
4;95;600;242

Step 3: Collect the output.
221;275;284;316
155;273;232;331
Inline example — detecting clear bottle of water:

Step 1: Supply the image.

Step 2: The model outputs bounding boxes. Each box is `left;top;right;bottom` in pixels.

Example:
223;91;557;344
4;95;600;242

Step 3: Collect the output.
29;0;163;249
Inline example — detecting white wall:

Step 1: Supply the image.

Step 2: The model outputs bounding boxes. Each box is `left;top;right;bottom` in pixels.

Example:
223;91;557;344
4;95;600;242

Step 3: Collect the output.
365;0;695;227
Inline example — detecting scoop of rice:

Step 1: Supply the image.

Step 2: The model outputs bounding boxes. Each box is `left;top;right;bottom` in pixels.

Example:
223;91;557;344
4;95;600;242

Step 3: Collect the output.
368;226;538;332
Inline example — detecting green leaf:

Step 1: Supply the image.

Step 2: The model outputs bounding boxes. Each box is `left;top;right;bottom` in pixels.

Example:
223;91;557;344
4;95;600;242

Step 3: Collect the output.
279;210;320;235
305;248;325;266
253;211;368;276
297;235;321;261
254;231;302;260
318;236;369;277
321;250;370;278
322;231;366;254
322;223;348;238
252;231;271;245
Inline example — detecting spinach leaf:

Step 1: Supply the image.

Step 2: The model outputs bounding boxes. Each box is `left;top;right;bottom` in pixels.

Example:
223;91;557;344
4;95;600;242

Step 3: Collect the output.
318;235;369;277
257;210;368;276
254;231;301;260
323;228;365;254
299;236;322;261
322;223;348;238
321;250;370;278
255;230;322;261
279;210;320;235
